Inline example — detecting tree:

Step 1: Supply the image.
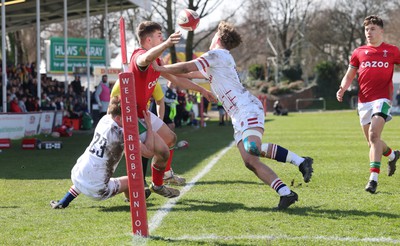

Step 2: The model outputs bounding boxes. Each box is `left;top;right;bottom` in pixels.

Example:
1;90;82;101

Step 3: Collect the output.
150;0;224;63
240;0;314;83
306;0;395;68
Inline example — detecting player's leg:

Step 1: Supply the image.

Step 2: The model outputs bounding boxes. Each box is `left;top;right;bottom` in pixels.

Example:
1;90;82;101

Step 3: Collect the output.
50;185;81;209
116;176;129;199
361;99;398;193
149;132;180;198
141;157;152;199
242;127;313;183
156;122;186;186
365;115;387;193
237;139;297;210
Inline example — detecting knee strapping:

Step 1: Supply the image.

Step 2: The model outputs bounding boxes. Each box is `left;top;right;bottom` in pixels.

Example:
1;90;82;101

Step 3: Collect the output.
243;138;261;156
242;130;263;156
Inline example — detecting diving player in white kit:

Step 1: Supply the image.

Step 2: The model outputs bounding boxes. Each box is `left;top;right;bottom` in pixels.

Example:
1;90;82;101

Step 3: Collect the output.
50;96;155;208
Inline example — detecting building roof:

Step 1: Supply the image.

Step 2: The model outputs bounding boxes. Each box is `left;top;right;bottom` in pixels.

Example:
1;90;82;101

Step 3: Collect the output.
2;0;149;33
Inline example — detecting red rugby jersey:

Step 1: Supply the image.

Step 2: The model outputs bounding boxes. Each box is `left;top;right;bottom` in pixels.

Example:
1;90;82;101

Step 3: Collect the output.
128;48;161;118
350;42;400;103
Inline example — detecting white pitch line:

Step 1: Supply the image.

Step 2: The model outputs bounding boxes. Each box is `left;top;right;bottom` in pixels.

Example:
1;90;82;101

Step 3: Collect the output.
170;234;400;244
148;141;235;233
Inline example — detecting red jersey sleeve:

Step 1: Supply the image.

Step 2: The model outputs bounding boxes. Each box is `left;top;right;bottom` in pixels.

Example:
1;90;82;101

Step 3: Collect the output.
349;49;360;68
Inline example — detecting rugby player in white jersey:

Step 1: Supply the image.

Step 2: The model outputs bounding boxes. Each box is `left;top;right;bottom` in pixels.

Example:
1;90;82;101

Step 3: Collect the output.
50;96;156;208
152;21;314;209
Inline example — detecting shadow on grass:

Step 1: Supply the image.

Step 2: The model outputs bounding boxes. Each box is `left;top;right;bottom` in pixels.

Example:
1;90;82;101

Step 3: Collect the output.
285;206;400;219
148;235;247;246
191;179;260;186
100;198;400;220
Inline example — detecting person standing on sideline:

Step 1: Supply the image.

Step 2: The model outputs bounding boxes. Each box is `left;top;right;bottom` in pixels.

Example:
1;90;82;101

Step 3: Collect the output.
395;89;400;106
217;101;226;126
70;75;82;97
110;21;216;199
95;74;110;119
152;21;313;210
337;15;400;194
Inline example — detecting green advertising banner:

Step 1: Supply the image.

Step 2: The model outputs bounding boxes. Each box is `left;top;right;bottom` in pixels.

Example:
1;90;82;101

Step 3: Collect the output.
49;37;106;73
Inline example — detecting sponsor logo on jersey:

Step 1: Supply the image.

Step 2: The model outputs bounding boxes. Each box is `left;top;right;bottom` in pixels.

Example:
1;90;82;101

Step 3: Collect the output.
148;80;157;89
361;61;389;68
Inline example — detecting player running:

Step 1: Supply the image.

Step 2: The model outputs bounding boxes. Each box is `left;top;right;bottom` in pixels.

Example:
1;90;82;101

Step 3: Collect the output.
152;21;313;209
337;15;400;194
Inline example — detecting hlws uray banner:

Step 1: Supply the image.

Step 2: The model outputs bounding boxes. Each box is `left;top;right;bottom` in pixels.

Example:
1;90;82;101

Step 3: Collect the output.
47;37;106;73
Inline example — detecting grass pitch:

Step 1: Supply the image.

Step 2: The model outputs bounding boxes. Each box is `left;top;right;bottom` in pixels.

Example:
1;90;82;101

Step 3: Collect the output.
1;110;400;245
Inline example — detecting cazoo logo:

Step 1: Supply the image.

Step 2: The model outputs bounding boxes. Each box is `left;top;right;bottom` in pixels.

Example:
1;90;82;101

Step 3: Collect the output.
148;80;157;89
361;61;389;68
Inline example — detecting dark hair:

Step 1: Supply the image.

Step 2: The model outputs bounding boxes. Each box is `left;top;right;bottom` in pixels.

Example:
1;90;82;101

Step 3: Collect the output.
363;15;383;28
137;21;162;43
107;96;121;117
218;21;242;50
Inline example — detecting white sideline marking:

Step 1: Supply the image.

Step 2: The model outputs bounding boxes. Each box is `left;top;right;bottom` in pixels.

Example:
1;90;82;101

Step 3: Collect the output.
148;141;235;233
171;234;400;244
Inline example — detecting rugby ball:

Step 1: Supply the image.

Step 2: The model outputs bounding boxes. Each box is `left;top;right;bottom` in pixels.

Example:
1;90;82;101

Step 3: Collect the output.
176;140;189;149
177;9;200;31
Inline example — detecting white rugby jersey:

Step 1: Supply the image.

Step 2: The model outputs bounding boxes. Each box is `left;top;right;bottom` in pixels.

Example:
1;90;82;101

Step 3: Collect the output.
194;49;263;116
71;114;125;195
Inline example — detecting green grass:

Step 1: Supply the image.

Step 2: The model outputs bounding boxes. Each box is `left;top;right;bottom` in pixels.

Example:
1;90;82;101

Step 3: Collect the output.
1;111;400;245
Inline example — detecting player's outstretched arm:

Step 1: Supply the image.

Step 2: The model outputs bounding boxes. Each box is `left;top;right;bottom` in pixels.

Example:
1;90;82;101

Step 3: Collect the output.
137;32;181;67
152;60;216;102
153;59;198;74
162;72;217;103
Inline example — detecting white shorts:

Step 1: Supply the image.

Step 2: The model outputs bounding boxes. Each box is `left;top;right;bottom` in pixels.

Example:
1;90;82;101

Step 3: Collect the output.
148;111;164;132
136;111;163;142
71;162;122;201
232;106;265;144
358;98;392;126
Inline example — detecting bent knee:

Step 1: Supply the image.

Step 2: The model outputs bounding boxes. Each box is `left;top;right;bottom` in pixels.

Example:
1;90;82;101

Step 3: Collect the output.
244;140;261;156
368;131;380;144
166;132;177;148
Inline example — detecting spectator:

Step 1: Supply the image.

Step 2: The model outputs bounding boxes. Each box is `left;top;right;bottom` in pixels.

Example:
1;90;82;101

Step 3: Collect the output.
71;75;82;96
162;81;178;130
94;74;110;119
70;98;85;119
18;95;28;112
217;101;226;126
203;96;209;116
273;100;282;115
54;96;64;111
10;97;22;112
395;89;400;106
174;88;186;128
183;94;197;126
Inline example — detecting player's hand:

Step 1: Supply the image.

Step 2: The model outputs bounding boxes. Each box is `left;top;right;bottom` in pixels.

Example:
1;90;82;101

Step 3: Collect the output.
142;110;152;132
203;90;217;103
165;31;181;47
336;87;344;102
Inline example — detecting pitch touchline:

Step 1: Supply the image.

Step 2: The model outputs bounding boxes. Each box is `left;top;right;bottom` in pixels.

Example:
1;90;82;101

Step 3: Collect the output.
148;141;235;233
170;234;400;243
